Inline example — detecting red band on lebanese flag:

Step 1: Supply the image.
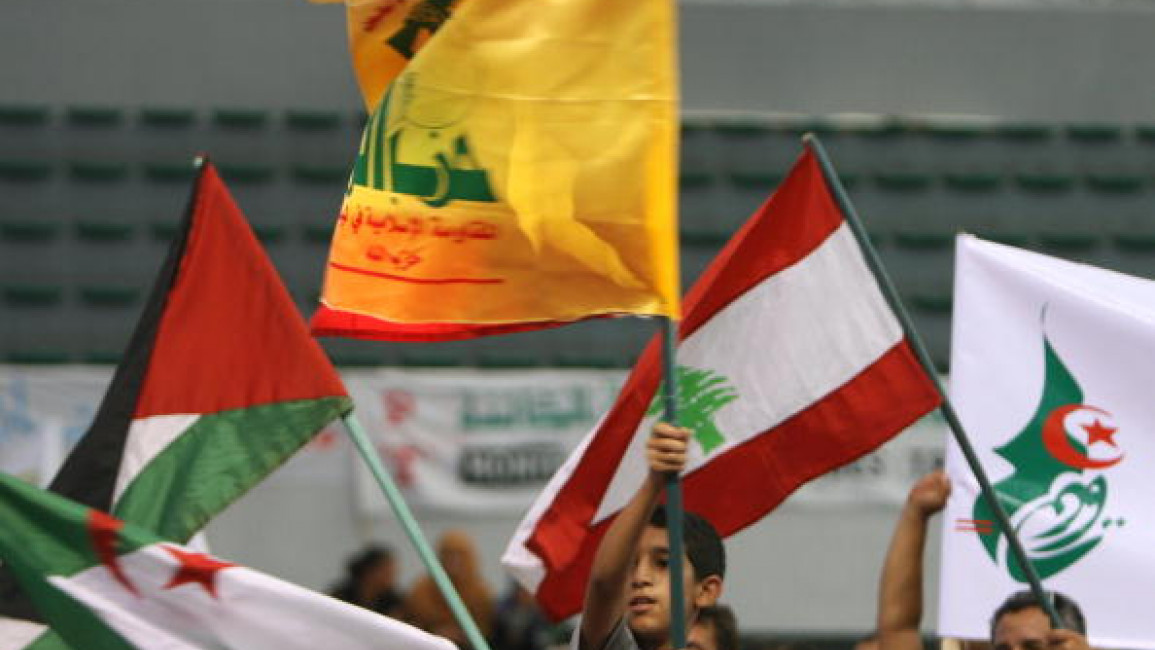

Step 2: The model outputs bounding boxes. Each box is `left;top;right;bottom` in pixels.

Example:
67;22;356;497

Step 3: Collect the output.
527;341;939;619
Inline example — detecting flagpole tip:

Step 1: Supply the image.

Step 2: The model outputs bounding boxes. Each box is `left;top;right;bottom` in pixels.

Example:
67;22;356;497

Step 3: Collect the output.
193;155;206;170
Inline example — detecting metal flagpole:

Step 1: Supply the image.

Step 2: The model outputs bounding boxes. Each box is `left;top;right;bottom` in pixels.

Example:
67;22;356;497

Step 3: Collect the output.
802;133;1063;628
659;316;688;649
341;413;494;650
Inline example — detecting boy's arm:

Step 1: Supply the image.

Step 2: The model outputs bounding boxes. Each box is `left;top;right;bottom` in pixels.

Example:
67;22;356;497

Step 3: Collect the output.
579;423;689;650
878;470;951;650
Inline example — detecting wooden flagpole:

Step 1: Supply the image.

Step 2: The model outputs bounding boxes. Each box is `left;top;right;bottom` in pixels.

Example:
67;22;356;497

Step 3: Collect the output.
660;316;688;649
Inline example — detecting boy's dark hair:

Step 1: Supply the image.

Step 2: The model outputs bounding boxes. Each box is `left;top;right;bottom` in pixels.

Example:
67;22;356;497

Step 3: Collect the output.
989;590;1086;640
649;508;726;581
696;604;739;650
347;544;394;581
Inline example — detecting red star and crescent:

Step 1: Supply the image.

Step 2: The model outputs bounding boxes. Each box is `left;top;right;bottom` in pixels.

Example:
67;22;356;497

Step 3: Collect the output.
162;546;236;599
1082;419;1118;447
87;511;138;595
1042;405;1124;469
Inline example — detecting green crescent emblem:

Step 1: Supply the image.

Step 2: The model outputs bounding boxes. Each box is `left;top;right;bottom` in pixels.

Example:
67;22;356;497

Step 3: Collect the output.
970;333;1122;581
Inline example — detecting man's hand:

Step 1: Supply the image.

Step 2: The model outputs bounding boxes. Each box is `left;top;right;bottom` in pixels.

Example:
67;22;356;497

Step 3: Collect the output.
906;470;951;519
648;423;690;476
1047;629;1091;650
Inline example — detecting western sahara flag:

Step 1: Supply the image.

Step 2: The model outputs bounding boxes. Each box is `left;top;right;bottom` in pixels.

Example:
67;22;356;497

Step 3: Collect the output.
501;148;943;620
0;161;352;648
940;235;1155;649
0;471;454;650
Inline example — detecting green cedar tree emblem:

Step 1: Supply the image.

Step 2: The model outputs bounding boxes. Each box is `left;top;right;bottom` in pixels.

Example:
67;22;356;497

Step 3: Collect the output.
971;333;1123;582
647;365;738;455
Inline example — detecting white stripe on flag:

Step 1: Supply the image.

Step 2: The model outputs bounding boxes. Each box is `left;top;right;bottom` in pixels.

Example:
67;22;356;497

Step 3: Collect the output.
592;222;903;521
114;414;200;501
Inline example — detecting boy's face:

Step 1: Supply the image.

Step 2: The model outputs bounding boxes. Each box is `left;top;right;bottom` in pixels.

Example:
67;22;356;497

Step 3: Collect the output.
626;525;721;646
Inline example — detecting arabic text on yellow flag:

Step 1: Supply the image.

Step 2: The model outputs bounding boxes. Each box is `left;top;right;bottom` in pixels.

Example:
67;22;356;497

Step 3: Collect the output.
312;0;680;341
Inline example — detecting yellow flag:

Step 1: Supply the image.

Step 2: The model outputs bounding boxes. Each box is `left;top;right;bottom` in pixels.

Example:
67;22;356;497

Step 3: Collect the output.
312;0;680;341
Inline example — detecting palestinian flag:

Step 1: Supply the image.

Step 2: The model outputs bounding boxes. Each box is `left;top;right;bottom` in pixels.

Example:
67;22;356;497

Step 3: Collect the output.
502;148;943;620
0;471;454;650
0;161;352;647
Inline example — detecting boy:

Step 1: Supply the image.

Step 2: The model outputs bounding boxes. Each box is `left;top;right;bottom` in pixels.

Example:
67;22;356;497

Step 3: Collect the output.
576;423;725;650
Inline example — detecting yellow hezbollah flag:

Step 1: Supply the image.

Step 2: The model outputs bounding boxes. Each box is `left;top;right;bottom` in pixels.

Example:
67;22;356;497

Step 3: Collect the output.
311;0;680;341
308;0;464;110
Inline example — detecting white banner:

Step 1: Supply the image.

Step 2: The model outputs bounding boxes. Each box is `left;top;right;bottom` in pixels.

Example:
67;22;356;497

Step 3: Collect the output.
0;366;947;514
940;236;1155;649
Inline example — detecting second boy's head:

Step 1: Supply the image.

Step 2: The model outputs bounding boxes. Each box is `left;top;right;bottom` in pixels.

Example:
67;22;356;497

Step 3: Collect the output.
627;508;725;645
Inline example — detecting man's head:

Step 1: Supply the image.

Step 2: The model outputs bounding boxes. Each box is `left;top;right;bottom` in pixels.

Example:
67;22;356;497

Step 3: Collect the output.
626;508;725;644
990;591;1086;650
688;604;739;650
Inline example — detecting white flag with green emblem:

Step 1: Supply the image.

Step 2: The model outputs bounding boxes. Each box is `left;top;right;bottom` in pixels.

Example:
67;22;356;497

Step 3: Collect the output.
0;471;455;650
940;235;1155;648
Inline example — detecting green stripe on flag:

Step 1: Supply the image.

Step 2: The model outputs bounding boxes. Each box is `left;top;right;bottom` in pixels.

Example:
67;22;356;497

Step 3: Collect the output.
0;475;143;650
114;396;352;541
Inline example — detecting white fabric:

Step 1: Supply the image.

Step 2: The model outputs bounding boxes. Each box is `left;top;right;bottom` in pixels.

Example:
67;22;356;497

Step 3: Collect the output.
939;235;1155;649
51;543;456;650
114;414;200;501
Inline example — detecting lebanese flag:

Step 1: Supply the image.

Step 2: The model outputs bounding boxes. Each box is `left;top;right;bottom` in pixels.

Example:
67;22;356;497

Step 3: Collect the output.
0;472;454;650
0;161;352;646
501;148;943;620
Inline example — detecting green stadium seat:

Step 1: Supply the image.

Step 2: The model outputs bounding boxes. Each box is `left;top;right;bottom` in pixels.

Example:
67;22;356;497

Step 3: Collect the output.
873;171;933;192
78;285;142;307
212;108;270;129
1112;233;1155;252
477;352;541;368
943;172;1002;192
68;161;130;182
290;164;347;184
679;171;713;189
680;229;729;247
2;284;64;307
910;291;953;314
327;353;383;368
83;350;123;365
1066;124;1123;142
923;123;989;140
285;110;342;131
139;108;197;128
0;219;61;243
150;220;181;242
994;123;1054;142
1037;232;1099;253
66;106;124;127
302;224;334;244
218;163;275;184
727;171;782;189
553;353;623;369
0;160;51;182
399;351;463;367
0;105;49;126
1085;172;1145;194
143;161;198;183
1134;125;1155;143
251;224;286;244
5;349;71;365
892;229;953;251
75;220;134;242
1014;172;1075;193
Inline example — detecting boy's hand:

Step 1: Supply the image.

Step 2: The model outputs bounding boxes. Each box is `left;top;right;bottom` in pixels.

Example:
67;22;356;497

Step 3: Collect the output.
648;422;690;476
905;470;951;519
